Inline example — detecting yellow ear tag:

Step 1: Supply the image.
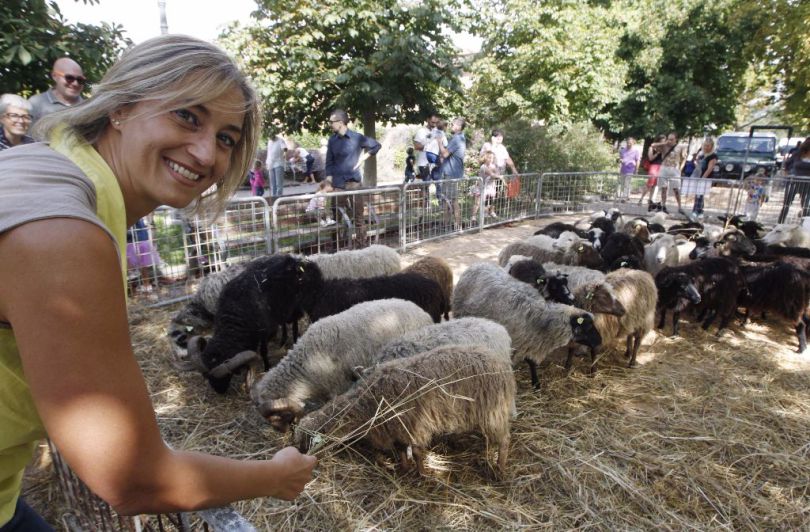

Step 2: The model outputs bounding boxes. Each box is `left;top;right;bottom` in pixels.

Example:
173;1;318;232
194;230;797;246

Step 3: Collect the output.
577;317;585;325
578;246;584;252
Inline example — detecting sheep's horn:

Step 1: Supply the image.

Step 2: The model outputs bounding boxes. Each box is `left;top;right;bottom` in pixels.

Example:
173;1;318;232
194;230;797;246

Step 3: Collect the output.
257;398;304;419
208;350;259;378
186;336;209;373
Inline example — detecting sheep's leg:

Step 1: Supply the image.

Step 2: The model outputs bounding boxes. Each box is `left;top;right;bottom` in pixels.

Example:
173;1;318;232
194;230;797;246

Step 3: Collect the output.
671;310;681;336
701;309;718;331
696;307;708;322
796;320;807;353
628;332;642;368
394;442;411;473
588;347;597;375
497;435;510;476
279;324;288;347
657;309;666;330
526;359;540;389
716;312;733;334
739;308;750;326
259;338;270;371
624;336;632;358
563;349;575;373
292;319;299;344
412;445;427;476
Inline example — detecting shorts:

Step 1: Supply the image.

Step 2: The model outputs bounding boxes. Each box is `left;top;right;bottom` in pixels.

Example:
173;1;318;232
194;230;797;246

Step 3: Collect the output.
126;241;161;269
426;152;440;165
417;166;429;180
658;166;681;189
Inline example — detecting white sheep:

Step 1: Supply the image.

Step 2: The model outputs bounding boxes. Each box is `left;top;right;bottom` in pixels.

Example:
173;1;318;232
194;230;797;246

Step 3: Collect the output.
762;224;810;248
643;234;681;275
452;262;602;388
308;244;401;279
251;298;433;432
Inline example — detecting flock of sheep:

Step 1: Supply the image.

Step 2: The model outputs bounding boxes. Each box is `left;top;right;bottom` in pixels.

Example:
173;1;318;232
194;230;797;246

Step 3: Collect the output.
162;211;810;476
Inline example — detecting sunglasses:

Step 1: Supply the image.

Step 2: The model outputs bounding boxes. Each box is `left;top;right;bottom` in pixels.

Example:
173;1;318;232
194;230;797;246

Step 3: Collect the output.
54;70;87;86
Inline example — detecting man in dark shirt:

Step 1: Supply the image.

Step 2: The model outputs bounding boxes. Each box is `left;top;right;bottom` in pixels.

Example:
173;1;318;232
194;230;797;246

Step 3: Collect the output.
324;109;381;247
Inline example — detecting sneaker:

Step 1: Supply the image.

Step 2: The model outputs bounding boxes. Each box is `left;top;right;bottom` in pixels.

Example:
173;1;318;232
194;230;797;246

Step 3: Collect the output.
490;212;499;219
319;220;328;227
324;217;336;226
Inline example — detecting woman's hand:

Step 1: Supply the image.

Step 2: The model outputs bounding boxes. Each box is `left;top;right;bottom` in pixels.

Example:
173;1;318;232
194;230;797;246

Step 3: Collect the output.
267;447;317;501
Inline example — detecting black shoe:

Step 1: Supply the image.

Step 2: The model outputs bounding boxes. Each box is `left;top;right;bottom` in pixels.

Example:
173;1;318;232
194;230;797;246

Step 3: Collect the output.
662;206;669;214
647;203;655;212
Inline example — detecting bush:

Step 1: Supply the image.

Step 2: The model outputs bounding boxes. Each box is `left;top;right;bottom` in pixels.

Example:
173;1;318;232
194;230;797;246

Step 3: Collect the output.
467;120;617;175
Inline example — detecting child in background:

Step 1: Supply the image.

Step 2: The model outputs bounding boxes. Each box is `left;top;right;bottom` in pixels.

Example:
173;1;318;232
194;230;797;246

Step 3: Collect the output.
306;180;336;227
403;147;416;183
471;151;505;219
249;160;267;197
744;169;767;221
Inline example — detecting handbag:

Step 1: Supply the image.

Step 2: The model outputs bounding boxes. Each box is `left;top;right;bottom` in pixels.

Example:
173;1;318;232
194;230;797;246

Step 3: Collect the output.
506;177;521;199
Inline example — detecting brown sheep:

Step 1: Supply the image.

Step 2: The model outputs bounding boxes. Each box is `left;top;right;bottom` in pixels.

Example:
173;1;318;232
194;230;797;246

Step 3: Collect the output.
403;256;454;320
294;344;515;477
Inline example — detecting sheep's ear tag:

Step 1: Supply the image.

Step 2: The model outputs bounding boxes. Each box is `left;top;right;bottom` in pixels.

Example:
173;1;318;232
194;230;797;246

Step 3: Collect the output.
577;317;585;325
536;278;545;285
578;246;584;253
585;291;594;300
185;326;194;332
309;433;325;453
620;261;628;268
298;265;305;272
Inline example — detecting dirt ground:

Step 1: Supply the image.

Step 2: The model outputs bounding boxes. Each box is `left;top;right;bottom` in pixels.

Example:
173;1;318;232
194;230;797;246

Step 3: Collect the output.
23;216;810;530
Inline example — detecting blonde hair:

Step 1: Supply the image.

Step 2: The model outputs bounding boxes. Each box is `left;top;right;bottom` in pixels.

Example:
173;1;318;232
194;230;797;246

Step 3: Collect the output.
703;136;716;155
35;34;261;217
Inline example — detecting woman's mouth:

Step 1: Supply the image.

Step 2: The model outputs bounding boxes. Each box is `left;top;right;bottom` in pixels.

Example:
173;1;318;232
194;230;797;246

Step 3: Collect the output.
166;159;202;182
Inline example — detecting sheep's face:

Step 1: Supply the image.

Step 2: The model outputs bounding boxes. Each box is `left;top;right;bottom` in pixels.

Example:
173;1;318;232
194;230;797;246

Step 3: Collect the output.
545;273;574;305
761;224;794;246
714;231;756;258
573;243;604;269
586;285;626;316
663;272;702;304
570;314;602;349
587;228;604;250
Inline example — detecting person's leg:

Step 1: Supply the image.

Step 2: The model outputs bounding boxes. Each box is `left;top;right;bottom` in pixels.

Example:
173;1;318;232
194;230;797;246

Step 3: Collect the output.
0;497;54;531
799;183;810;218
431;165;442;200
273;166;285;197
779;181;798;223
673;187;683;211
346;182;366;246
659;185;669;212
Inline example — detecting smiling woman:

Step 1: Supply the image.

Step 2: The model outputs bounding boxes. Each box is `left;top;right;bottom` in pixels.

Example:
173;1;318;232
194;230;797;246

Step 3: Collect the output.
0;35;315;530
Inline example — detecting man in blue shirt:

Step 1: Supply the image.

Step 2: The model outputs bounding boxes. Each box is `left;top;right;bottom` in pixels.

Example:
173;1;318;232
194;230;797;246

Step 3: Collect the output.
439;117;467;229
324;109;381;247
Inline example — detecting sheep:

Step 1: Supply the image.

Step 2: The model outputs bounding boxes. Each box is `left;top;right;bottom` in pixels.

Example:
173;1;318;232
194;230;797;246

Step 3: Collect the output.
717;215;764;240
371;317;512;368
534;222;588;239
622;218;651;243
608;255;643;271
452;262;602;388
498;241;603;270
187;254;317;393
541;262;606;289
308;244;401;279
167;263;247;369
300;269;446;324
506;258;575;304
252;298;434;432
689;229;756;260
293;345;515;476
589;216;616;238
654;269;702;336
643;234;681;275
752;241;810;259
599;232;644;270
737;262;810;352
403;256;454;320
524;230;582;252
587;269;657;368
761;224;810;249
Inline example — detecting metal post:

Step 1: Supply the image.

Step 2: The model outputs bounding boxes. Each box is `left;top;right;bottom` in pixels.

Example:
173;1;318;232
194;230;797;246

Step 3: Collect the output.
158;1;168;34
399;184;407;251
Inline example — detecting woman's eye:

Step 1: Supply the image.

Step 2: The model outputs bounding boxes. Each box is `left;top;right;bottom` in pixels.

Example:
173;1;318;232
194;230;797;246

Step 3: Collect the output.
173;109;199;127
218;133;237;148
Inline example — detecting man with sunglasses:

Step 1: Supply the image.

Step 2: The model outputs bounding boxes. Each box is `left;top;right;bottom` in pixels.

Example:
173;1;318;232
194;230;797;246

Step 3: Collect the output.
0;94;34;151
28;58;86;124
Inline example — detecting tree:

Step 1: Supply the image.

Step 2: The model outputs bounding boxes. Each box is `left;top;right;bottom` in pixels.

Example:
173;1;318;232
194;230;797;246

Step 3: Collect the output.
467;0;628;129
0;0;130;96
219;0;470;186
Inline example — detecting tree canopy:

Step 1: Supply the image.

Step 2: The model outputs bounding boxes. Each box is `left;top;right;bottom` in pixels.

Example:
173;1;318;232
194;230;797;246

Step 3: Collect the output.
0;0;130;96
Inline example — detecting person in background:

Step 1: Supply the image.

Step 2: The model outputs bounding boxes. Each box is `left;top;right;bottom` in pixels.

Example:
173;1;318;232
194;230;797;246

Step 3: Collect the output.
689;137;717;220
0;35;315;530
265;130;287;198
305;180;336;227
0;95;34;151
639;134;666;209
652;132;687;214
426;119;448;200
618;137;640;200
480;129;520;201
471;150;505;220
439;117;467;229
324;108;381;247
249;159;267;197
744;169;767;221
403;146;416;184
778;138;810;223
784;140;803;175
125;218;165;294
28;58;85;124
413;114;438;183
289;142;316;184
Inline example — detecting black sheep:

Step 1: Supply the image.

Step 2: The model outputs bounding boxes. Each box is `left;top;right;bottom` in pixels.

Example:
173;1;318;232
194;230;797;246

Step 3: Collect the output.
654;270;702;336
752;240;810;259
600;232;644;271
718;215;765;240
508;259;575;305
192;254;316;393
738;262;810;352
301;270;445;324
690;231;756;260
608;255;643;271
590;216;616;237
648;222;666;234
534;222;588;239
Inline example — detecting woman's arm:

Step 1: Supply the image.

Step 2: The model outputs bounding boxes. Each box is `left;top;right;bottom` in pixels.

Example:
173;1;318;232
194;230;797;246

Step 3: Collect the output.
0;219;315;515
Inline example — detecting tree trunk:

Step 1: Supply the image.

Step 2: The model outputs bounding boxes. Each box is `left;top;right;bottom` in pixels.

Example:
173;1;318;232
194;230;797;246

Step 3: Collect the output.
362;109;377;187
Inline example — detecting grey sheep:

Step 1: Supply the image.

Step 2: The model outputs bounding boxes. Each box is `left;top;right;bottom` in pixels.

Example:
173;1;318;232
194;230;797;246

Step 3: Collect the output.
252;298;433;433
452;263;602;388
308;244;401;279
294;344;516;476
498;241;603;270
371;317;512;367
403;256;454;320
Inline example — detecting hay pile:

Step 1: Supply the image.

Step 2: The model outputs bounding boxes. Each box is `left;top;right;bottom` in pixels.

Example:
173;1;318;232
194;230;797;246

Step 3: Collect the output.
113;300;810;530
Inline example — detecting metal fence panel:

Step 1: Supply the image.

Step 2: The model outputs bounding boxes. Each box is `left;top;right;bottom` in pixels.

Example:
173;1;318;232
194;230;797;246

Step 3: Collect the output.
401;177;484;248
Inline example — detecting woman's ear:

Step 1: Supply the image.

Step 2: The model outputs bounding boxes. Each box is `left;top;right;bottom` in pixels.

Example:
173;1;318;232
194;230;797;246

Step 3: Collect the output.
109;108;129;130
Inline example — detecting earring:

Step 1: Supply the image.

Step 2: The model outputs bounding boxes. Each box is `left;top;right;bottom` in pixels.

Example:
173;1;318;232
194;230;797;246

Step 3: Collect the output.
112;119;121;126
